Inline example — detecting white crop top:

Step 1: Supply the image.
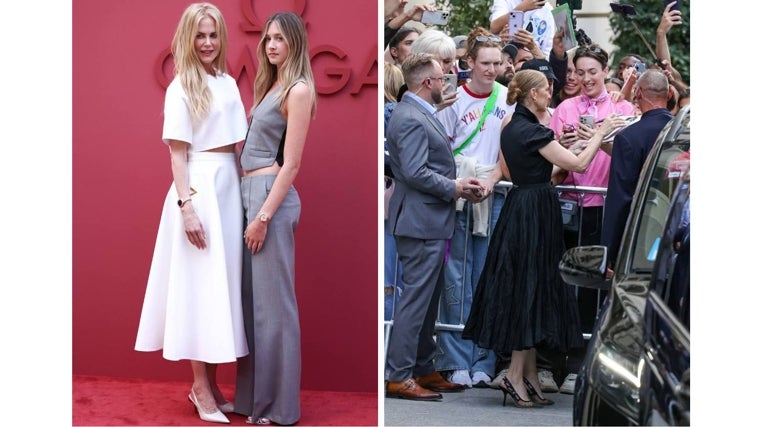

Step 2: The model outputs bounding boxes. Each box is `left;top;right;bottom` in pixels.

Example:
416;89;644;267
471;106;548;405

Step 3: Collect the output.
162;72;248;152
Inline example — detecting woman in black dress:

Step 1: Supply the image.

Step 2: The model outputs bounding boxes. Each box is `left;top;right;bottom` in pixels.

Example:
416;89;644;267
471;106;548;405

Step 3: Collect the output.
462;70;624;408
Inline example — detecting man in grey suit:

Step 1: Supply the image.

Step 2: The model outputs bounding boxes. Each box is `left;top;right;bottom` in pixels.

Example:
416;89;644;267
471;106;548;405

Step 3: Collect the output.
385;53;485;401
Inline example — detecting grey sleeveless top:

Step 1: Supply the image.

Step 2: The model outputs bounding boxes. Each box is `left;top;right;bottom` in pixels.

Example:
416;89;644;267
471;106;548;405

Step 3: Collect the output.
240;80;304;171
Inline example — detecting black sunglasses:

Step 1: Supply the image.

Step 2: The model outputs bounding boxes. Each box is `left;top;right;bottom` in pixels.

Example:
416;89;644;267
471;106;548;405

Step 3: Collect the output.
576;45;603;55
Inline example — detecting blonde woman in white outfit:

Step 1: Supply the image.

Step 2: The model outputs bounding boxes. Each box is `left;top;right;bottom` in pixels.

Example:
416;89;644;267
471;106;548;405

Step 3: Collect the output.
134;3;248;424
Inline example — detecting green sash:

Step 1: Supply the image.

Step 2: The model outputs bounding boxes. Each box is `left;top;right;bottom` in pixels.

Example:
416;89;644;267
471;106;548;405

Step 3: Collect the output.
453;84;500;156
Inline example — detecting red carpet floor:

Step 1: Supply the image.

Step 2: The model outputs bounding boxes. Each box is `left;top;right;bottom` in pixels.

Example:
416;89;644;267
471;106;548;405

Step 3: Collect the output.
73;375;378;426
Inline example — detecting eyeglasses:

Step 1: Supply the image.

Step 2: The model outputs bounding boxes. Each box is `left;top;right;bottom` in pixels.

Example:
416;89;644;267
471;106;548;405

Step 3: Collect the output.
427;76;446;84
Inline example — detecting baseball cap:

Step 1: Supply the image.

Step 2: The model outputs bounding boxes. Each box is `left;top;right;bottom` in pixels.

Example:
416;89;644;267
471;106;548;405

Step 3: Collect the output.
502;43;521;60
520;58;558;83
452;35;467;50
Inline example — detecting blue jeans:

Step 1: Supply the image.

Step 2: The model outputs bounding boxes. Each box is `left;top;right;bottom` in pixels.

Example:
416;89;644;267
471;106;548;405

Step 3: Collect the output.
435;193;505;375
384;219;403;321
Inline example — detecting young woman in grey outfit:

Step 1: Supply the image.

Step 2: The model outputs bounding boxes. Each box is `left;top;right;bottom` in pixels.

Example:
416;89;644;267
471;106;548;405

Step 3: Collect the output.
233;11;317;426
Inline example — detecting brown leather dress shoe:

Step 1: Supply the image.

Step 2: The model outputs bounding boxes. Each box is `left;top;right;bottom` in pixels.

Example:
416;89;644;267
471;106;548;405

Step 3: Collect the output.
414;371;467;392
386;378;442;401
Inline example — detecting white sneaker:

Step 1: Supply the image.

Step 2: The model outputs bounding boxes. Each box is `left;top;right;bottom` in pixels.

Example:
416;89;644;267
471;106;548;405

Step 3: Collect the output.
471;371;491;388
538;370;559;393
448;369;473;388
560;373;577;394
489;368;508;389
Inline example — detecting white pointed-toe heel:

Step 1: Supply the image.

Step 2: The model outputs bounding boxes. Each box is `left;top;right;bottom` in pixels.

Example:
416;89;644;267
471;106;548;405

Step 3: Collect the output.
188;390;230;424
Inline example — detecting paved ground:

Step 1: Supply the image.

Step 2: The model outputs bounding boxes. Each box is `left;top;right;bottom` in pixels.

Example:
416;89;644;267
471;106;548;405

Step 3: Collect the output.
383;385;574;426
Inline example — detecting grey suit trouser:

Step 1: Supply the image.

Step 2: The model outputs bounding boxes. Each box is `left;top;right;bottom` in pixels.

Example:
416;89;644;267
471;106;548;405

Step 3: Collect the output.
386;236;447;382
235;175;301;425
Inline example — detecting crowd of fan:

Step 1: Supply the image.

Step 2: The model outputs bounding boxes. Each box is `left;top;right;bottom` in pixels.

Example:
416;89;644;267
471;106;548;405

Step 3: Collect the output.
382;0;689;402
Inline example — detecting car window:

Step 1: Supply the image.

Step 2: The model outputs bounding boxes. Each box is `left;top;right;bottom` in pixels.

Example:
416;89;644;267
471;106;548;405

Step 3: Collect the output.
648;172;691;325
631;112;691;271
665;187;690;328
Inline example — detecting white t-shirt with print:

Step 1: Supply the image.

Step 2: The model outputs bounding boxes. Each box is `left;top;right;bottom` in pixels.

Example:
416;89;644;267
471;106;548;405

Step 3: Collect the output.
437;82;509;166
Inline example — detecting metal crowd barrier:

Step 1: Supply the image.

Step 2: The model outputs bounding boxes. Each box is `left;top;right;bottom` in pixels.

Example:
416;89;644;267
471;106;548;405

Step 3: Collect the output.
383;181;609;357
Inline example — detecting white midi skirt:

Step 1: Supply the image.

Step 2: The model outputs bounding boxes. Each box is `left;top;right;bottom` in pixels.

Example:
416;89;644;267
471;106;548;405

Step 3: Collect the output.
135;152;248;362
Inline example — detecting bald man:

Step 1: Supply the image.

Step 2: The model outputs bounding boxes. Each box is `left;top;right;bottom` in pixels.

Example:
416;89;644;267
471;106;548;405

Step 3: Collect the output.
601;69;674;266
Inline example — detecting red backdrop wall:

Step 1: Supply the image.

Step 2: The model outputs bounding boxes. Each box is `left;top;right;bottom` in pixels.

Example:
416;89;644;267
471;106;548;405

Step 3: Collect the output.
73;0;378;393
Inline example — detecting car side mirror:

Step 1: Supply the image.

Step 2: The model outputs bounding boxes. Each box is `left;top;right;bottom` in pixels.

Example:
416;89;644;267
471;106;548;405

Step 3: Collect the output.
559;245;610;290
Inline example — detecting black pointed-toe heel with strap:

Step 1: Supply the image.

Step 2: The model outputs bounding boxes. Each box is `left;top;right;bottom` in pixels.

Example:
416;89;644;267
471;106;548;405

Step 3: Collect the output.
498;377;534;408
523;377;555;406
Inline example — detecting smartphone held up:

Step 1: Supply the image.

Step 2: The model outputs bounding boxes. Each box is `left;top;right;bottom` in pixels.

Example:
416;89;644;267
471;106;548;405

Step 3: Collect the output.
609;2;636;17
579;115;595;129
508;11;523;39
665;0;680;11
421;10;450;26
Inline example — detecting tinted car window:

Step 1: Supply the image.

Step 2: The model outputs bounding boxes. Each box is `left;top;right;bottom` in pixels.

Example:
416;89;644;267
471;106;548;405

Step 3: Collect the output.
631;114;691;271
651;178;690;330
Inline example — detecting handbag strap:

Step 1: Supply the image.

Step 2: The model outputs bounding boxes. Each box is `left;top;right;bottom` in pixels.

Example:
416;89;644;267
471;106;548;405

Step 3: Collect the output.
453;84;500;156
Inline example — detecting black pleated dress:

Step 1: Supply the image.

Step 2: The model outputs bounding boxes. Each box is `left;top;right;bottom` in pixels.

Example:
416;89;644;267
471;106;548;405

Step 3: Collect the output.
462;104;583;354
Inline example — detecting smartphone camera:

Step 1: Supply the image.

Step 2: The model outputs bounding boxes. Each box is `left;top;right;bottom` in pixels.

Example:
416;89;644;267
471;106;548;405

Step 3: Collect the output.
633;62;647;74
508;11;523;39
665;0;680;11
579;115;595;128
443;74;457;95
421;10;450;26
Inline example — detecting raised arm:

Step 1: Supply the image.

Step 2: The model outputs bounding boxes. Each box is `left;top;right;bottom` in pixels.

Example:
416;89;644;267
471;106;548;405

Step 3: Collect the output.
656;2;682;66
384;2;434;47
512;28;545;60
490;0;546;34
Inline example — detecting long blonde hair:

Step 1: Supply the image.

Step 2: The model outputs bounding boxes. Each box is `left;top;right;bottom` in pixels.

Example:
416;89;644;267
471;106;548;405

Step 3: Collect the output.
254;12;316;117
171;3;229;124
384;62;403;103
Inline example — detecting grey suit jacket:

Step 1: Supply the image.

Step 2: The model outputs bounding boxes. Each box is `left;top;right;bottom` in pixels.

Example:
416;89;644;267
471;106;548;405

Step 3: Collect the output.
386;94;457;240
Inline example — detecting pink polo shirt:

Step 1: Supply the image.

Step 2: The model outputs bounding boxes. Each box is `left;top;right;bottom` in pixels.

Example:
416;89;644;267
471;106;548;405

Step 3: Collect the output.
549;93;636;207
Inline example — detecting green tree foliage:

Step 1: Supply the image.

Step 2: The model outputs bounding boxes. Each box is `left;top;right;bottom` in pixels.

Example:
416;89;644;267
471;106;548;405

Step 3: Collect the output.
434;0;493;37
608;0;689;85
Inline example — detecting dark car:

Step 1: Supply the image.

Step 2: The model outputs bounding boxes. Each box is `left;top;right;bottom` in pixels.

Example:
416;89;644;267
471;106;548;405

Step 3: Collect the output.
559;105;690;425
